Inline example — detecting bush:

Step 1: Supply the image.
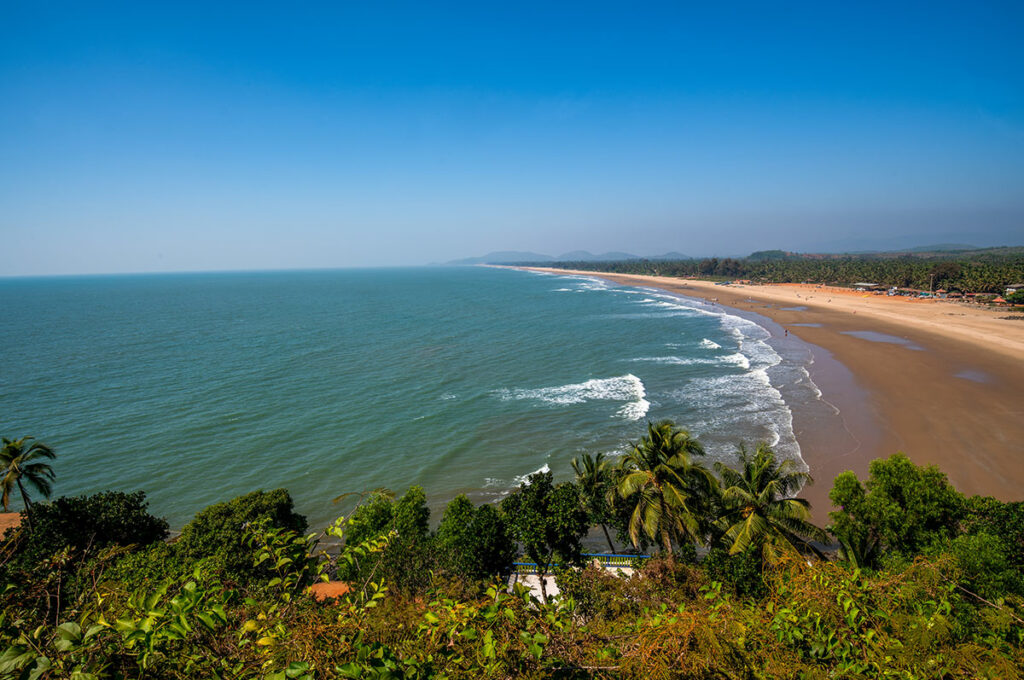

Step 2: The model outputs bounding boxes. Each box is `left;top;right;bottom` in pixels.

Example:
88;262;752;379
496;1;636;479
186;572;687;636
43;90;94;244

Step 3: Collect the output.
700;546;767;600
436;496;516;581
947;532;1022;599
10;490;168;569
392;485;429;540
346;491;396;546
964;496;1024;568
174;489;306;582
338;487;436;594
829;453;965;563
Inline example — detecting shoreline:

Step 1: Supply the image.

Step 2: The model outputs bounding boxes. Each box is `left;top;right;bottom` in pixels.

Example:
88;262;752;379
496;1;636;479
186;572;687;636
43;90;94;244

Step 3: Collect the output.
508;267;1024;517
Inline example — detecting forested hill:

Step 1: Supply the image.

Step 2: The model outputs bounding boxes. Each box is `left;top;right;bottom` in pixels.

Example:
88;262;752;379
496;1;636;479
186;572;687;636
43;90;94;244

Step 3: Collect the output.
537;247;1024;293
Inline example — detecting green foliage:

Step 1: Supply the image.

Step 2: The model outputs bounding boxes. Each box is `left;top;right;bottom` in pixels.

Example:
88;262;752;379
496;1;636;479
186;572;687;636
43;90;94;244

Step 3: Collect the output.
335;487;437;595
947;532;1022;600
714;443;826;559
3;424;1023;677
392;486;430;541
436;496;516;580
346;490;396;546
501;471;588;602
0;571;234;679
99;540;184;591
435;494;474;546
964;496;1024;568
0;436;56;528
1005;290;1024;304
616;420;711;553
174;488;306;583
550;249;1024;293
246;521;320;600
571;452;619;553
8;491;168;571
829;453;965;565
700;546;768;600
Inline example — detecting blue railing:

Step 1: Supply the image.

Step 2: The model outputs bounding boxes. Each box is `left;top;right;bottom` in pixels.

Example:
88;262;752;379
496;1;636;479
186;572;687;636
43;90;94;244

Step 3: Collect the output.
512;553;651;575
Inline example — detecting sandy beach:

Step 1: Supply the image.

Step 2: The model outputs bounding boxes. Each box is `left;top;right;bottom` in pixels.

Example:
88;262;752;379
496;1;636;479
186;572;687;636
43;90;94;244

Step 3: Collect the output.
513;267;1024;519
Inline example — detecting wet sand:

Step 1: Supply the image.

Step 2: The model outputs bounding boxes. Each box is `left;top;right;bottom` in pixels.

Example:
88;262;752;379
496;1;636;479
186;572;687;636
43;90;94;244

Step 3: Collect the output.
512;267;1024;519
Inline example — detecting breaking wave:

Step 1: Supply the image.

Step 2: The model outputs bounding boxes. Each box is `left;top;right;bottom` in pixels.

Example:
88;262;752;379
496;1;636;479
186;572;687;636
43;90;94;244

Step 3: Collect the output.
496;374;650;421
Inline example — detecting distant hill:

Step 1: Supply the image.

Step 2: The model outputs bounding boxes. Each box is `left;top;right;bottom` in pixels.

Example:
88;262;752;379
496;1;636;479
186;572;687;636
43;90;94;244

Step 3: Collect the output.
556;250;643;261
445;251;555;265
446;250;692;265
652;251;692;261
900;243;978;253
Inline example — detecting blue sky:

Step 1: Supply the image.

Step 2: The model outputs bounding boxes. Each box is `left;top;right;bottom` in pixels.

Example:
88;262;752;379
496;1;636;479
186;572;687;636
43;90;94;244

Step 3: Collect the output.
2;1;1023;275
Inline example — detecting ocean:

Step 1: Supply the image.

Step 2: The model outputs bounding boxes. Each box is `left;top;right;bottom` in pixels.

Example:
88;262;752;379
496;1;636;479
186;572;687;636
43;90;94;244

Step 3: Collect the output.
0;266;820;529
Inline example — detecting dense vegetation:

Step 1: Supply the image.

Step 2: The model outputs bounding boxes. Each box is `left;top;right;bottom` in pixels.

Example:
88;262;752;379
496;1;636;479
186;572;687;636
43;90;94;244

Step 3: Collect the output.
1;424;1021;678
540;247;1024;294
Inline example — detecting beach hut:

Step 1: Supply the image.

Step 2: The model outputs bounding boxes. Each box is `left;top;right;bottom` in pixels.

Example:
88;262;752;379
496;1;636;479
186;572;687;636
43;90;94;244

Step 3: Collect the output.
853;282;880;291
1005;283;1024;296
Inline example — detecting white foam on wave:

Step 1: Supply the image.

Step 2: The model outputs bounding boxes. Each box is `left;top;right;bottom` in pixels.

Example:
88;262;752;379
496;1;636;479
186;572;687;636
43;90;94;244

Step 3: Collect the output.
482;462;552;498
554;275;612;292
628;291;723;319
550;274;806;469
674;366;804;472
722;352;751;369
496;374;650;421
622;289;805;471
718;315;780;373
628;352;748;370
798;360;840;415
511;463;550;487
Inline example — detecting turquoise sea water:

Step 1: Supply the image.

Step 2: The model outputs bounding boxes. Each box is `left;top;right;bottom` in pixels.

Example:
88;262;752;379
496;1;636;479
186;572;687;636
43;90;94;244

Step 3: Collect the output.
0;267;818;529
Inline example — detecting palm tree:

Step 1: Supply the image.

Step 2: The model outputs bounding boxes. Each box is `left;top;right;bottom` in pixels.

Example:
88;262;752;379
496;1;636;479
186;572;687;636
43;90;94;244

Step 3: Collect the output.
0;436;56;530
714;443;826;560
616;421;712;554
571;452;616;553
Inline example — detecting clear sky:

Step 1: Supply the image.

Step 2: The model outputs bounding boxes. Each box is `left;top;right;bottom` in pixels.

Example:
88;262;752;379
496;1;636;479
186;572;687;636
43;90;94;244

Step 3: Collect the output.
2;1;1023;275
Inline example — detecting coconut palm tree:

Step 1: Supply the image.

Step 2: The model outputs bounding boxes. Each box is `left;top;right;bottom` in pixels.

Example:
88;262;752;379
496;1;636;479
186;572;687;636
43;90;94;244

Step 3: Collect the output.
571;452;617;553
0;436;56;530
616;421;712;554
714;443;826;560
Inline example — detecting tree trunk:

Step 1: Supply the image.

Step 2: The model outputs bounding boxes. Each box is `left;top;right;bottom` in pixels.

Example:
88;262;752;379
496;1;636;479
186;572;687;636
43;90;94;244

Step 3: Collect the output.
16;477;33;532
600;523;616;553
660;528;673;555
538;562;549;604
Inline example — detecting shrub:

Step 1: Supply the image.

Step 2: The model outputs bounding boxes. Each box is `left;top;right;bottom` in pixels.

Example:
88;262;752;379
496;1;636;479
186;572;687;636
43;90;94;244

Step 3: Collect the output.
338;487;436;594
947;532;1022;599
345;490;396;546
174;489;306;582
10;490;168;569
98;540;186;592
502;472;588;602
436;495;516;580
700;546;768;599
829;453;965;563
392;485;430;540
963;496;1024;568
